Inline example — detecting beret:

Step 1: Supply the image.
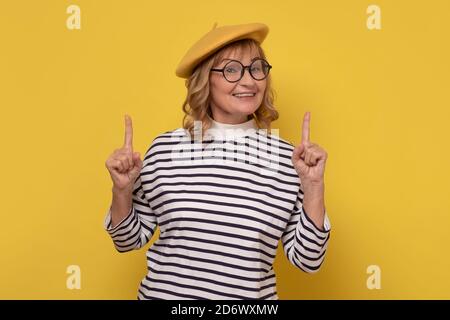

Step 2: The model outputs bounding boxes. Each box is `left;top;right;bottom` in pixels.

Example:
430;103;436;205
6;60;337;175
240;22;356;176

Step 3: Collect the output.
175;22;269;79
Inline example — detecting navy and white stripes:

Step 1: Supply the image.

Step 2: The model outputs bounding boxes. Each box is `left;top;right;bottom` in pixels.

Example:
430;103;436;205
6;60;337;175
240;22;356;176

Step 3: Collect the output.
104;126;331;300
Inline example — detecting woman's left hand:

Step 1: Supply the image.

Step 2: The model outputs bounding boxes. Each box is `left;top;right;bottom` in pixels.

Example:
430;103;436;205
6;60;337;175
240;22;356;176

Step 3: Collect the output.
291;112;328;190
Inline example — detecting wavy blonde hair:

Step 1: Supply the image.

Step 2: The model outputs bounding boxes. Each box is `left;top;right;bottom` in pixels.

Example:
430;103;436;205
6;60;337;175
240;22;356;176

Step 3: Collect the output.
181;39;279;140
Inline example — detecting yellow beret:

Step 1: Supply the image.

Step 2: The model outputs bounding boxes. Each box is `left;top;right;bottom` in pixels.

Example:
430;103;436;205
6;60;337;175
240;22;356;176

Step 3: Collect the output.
175;22;269;79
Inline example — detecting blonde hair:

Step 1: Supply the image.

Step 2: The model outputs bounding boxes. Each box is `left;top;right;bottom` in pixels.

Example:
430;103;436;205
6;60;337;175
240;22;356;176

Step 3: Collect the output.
181;39;279;140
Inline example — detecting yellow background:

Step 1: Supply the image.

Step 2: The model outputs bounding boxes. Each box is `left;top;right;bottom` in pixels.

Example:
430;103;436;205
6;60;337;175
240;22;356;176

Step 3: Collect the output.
1;0;449;299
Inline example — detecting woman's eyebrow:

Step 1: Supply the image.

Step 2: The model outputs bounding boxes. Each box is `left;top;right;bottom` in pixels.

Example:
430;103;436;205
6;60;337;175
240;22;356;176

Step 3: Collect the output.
219;57;261;63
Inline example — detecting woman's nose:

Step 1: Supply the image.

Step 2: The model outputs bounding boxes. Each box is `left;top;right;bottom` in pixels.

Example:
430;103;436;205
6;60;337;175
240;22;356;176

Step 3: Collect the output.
239;67;256;84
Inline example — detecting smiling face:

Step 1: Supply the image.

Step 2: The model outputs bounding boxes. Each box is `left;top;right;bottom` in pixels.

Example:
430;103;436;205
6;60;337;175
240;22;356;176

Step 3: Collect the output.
209;46;267;124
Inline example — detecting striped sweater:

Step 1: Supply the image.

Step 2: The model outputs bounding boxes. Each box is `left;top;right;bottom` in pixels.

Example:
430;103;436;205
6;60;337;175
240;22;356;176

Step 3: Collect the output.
104;117;331;300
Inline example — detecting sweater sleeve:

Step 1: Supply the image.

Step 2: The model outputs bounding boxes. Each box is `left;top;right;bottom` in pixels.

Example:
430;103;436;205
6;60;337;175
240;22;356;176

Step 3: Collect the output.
281;187;331;273
103;173;158;253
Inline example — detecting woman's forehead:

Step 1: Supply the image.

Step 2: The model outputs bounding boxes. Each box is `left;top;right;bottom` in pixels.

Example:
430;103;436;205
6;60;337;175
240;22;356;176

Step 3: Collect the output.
217;47;261;63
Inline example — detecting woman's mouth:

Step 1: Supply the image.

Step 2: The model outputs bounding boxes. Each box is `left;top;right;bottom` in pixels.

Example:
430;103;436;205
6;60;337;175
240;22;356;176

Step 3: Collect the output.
232;93;256;99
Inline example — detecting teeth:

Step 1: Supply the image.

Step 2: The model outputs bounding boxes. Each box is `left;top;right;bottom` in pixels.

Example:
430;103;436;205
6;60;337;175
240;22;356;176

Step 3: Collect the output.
233;93;255;97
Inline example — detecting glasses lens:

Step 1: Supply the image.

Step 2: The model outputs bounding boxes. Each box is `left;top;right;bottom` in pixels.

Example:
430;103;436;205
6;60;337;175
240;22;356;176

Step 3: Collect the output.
223;61;242;82
250;60;270;80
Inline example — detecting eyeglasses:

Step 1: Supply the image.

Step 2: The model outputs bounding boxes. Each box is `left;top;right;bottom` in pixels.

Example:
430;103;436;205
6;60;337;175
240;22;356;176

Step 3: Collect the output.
210;58;272;83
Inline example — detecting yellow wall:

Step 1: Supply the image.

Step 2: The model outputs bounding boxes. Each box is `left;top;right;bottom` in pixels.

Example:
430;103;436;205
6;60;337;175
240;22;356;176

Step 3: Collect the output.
1;0;449;299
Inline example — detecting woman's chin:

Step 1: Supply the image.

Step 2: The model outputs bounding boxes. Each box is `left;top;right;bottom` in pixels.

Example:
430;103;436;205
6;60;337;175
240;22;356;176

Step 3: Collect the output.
231;103;259;114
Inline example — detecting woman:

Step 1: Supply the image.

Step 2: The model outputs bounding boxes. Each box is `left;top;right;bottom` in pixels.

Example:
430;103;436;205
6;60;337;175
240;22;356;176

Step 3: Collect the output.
104;22;331;300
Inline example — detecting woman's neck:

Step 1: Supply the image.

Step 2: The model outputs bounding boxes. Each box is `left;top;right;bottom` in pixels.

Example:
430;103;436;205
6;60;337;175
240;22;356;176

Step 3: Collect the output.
205;113;257;139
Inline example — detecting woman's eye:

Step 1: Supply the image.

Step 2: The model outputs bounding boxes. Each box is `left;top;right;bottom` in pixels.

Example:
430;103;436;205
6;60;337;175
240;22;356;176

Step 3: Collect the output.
225;68;237;73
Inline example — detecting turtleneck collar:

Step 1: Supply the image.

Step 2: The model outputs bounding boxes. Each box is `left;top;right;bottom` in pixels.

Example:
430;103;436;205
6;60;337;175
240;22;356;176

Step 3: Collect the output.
205;114;258;139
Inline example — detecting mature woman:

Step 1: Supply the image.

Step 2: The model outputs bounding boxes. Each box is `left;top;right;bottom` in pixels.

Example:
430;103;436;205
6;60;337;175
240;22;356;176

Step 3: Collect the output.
104;22;331;300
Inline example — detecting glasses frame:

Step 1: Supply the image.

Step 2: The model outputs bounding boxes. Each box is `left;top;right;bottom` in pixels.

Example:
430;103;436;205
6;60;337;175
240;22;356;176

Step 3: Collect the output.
210;58;272;83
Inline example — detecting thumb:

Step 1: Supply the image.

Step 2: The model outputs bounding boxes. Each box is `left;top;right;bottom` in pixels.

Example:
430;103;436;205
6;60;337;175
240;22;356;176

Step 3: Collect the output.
292;144;308;176
132;152;142;167
129;152;143;176
292;143;305;162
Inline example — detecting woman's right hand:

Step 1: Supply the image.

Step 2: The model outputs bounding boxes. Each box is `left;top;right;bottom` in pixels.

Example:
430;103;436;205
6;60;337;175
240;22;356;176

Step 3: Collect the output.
105;115;143;193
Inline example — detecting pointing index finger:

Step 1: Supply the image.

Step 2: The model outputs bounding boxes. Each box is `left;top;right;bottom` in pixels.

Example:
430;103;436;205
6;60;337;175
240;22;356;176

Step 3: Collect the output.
124;114;133;149
301;111;310;144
